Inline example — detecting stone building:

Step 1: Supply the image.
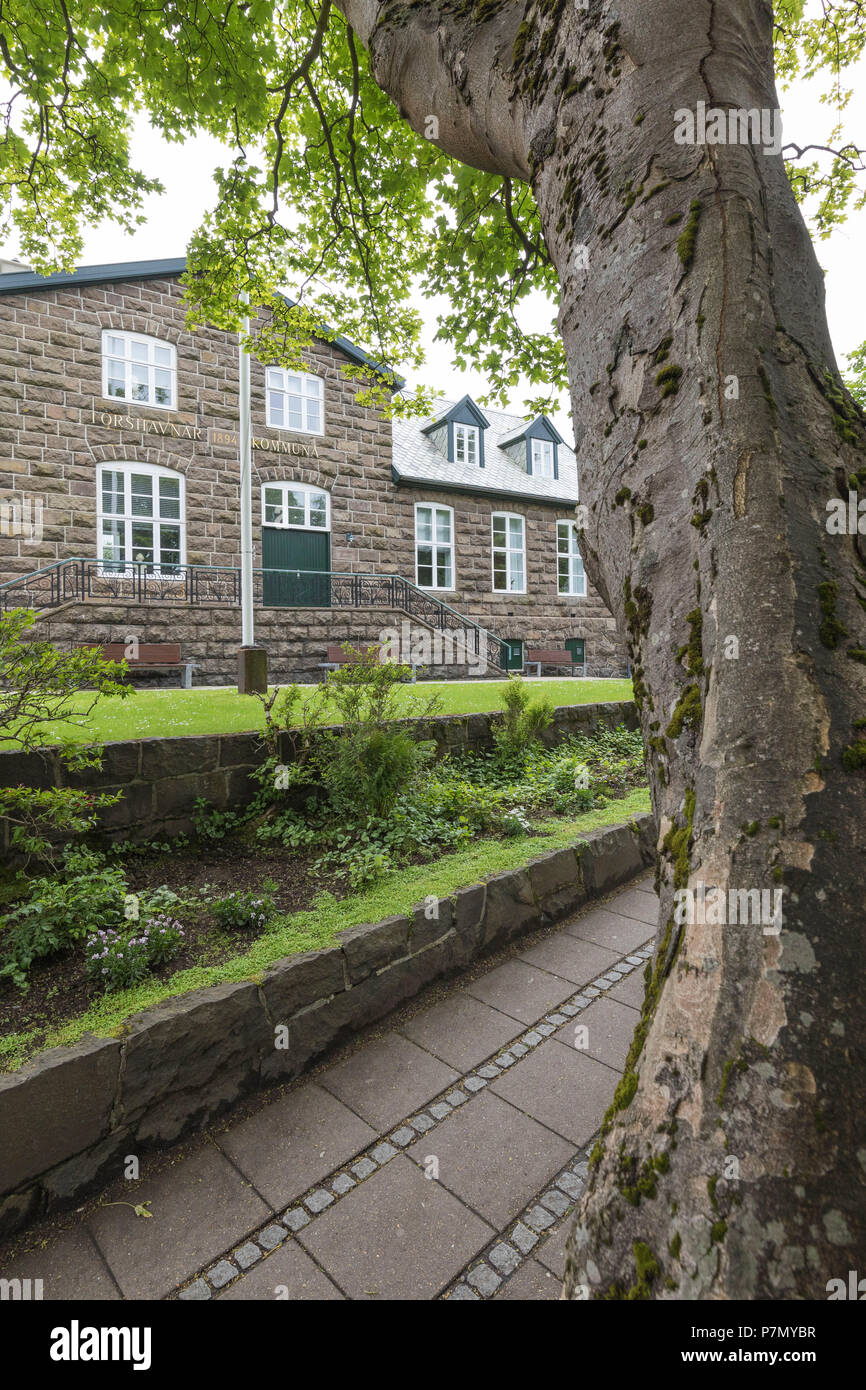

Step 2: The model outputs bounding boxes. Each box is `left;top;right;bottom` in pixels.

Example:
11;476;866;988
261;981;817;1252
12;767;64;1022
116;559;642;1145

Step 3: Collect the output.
0;257;628;682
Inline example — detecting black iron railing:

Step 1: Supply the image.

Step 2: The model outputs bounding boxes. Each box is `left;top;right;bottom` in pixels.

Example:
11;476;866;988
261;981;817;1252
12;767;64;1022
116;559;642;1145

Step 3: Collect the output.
0;558;509;673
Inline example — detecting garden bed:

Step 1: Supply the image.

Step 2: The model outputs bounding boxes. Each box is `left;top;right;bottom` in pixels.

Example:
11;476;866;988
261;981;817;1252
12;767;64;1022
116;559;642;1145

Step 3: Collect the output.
0;782;651;1069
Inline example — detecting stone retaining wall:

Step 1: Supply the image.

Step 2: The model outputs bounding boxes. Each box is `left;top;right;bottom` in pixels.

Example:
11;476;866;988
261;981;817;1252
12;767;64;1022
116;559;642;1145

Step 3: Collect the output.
0;699;639;847
0;812;656;1237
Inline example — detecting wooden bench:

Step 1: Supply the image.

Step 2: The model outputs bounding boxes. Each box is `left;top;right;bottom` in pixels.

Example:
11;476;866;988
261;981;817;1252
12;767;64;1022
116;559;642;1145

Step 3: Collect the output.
78;642;196;689
525;646;586;677
319;644;417;681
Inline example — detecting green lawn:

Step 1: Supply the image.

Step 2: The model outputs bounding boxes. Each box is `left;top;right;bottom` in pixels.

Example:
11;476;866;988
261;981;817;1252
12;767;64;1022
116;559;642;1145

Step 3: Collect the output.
8;678;633;747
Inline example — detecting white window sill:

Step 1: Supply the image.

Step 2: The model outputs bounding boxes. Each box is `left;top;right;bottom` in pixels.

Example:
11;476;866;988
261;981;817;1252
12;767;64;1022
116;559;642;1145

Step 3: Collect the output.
264;422;325;438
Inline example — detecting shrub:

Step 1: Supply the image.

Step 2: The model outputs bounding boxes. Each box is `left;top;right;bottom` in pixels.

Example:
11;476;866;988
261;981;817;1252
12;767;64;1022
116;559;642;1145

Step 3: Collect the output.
0;847;129;990
0;608;130;865
192;798;245;842
0;608;130;750
137;884;185;917
501;805;533;837
254;806;319;849
492;676;554;763
0;783;123;865
321;724;434;819
247;649;442;830
323;840;395;890
414;775;507;833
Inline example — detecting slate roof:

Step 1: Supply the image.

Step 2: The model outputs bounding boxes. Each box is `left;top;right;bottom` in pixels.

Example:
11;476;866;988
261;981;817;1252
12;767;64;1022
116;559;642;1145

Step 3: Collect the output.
393;398;580;506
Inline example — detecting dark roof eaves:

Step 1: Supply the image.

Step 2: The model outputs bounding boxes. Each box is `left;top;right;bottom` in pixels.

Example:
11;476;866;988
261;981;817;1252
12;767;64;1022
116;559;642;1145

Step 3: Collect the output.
392;466;579;509
0;258;403;385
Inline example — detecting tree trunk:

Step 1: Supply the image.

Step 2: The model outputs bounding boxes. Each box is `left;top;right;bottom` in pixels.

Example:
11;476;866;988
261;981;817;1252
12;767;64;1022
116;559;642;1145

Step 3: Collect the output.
337;0;866;1299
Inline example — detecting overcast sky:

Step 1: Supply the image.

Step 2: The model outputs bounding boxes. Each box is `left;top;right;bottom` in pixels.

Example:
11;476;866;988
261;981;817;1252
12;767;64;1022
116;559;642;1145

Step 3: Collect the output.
2;32;863;444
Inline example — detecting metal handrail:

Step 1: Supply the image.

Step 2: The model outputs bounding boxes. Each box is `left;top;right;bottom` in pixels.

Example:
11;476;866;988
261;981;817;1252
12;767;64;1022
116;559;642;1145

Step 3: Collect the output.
0;557;509;669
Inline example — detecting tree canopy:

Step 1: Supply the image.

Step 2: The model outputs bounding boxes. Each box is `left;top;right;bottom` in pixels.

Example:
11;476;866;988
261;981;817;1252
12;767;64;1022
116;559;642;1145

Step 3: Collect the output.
0;0;862;410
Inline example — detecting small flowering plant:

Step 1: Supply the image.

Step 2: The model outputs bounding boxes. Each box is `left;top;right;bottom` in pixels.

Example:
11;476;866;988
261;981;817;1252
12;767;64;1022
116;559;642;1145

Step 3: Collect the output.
85;915;184;992
501;805;533;837
211;889;275;932
143;913;186;965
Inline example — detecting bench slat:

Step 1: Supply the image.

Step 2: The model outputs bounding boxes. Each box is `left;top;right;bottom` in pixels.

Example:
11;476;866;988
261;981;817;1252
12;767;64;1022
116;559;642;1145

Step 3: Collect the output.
79;642;182;664
325;644;381;663
526;649;574;663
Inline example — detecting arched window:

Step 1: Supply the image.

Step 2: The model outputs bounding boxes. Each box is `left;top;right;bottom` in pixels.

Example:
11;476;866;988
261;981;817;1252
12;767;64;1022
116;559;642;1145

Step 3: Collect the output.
97;463;185;573
101;331;177;410
262;482;330;530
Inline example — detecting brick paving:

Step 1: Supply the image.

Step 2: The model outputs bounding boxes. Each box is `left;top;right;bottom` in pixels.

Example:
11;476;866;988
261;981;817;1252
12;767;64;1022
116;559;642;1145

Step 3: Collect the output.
0;877;657;1301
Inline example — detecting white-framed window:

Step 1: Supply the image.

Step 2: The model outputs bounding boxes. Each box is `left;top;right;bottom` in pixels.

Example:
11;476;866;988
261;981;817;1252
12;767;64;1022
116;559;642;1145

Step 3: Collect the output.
415;503;454;590
266;367;324;435
262;482;330;530
531;438;555;477
101;331;177;410
557;519;586;596
492;512;526;593
454;422;479;467
97;462;184;574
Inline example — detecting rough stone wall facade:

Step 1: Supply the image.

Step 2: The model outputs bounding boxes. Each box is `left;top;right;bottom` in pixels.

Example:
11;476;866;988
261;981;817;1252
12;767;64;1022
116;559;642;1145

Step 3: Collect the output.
0;271;627;678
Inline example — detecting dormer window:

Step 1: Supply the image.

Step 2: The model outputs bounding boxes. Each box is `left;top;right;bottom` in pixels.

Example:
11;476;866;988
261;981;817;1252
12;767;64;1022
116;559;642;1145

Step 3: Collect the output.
531;439;555;477
421;395;489;468
454;423;479;467
499;415;565;479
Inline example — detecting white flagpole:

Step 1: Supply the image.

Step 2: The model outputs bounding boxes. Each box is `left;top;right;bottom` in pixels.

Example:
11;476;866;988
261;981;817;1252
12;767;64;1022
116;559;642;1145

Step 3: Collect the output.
239;291;254;651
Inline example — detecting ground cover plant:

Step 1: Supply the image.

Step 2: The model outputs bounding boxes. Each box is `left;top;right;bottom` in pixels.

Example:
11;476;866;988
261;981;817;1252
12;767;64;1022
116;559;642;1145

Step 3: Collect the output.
0;661;647;1069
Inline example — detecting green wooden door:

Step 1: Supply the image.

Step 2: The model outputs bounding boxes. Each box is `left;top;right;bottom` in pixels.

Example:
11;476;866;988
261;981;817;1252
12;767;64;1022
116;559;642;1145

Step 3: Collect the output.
503;638;524;671
565;637;586;672
262;528;331;607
